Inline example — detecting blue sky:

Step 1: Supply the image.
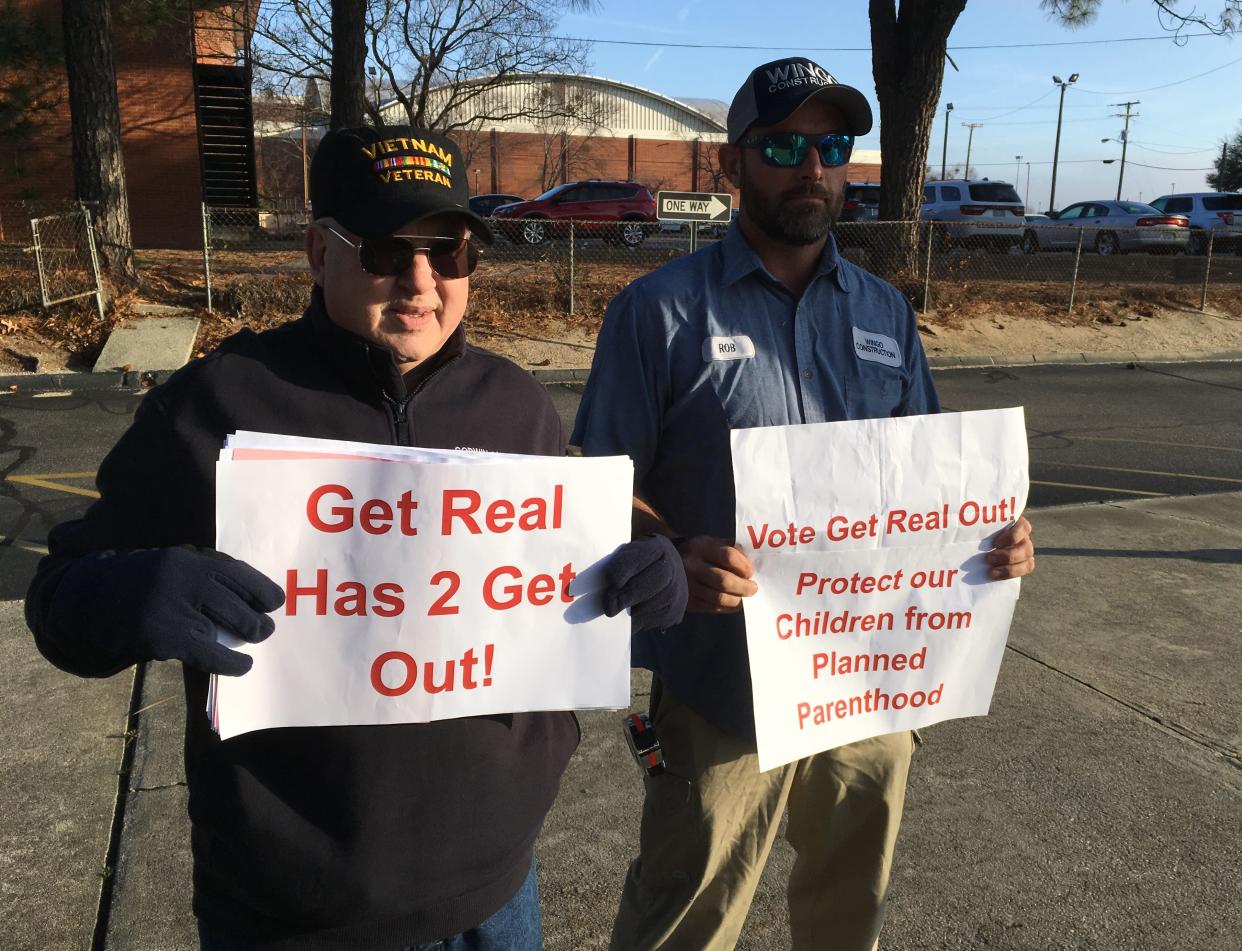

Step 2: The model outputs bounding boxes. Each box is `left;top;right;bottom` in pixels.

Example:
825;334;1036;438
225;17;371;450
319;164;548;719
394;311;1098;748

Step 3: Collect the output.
559;0;1241;210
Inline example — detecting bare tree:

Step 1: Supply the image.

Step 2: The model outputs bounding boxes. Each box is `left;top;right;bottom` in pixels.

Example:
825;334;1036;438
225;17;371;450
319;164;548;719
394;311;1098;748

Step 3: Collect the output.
331;0;368;127
530;81;614;191
61;0;137;284
249;0;594;131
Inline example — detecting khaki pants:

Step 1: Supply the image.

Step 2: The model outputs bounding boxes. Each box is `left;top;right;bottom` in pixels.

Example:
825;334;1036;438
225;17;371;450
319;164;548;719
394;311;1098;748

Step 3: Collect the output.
611;679;914;951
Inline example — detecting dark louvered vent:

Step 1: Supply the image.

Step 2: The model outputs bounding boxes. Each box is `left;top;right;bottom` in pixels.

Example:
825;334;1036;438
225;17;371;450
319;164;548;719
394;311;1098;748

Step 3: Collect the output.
194;64;257;207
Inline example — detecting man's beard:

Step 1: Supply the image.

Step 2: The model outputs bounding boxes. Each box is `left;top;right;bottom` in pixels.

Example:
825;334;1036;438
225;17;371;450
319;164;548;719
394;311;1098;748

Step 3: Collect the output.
741;159;844;246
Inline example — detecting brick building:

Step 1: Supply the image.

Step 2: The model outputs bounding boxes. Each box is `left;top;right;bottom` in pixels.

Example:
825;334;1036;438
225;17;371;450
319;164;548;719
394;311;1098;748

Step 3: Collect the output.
1;0;256;249
261;73;882;209
2;6;880;249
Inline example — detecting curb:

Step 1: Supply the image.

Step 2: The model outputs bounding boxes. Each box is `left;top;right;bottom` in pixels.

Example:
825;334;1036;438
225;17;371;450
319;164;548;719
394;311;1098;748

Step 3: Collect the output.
0;369;177;395
536;350;1242;378
1;351;1238;394
926;349;1242;369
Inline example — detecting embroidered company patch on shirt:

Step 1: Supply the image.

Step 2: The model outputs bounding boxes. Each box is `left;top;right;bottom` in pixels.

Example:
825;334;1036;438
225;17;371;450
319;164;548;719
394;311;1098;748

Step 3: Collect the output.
851;327;902;367
702;335;756;362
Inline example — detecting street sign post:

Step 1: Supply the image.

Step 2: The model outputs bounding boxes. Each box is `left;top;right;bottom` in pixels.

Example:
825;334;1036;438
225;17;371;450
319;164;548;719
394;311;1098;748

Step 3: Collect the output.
656;191;733;252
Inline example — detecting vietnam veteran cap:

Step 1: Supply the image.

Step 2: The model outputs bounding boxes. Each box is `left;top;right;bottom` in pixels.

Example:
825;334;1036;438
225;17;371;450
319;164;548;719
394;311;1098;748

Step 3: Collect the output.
310;126;493;243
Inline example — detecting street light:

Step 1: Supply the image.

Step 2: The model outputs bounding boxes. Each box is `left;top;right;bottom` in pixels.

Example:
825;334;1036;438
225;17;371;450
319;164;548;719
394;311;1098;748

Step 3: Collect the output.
1048;72;1078;212
940;102;954;180
1015;155;1023;185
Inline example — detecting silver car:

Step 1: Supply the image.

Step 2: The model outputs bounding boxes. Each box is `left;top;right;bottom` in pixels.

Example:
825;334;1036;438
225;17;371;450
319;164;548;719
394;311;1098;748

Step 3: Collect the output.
1148;192;1242;255
1021;200;1189;255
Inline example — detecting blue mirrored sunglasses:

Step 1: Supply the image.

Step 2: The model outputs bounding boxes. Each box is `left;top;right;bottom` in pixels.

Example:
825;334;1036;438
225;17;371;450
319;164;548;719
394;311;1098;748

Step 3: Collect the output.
739;132;855;168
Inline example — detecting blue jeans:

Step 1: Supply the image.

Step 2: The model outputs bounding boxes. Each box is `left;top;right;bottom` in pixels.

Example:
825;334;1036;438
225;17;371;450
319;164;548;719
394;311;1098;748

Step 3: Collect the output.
198;861;542;951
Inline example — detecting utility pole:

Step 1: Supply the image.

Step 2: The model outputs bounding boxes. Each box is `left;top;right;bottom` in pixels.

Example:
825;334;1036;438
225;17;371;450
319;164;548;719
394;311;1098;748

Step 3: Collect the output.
963;122;982;178
1025;161;1032;204
940;102;954;180
1049;73;1078;213
1111;100;1139;200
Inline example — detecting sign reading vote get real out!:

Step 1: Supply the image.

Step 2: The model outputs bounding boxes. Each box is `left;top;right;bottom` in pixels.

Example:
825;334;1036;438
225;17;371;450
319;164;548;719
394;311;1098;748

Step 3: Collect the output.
731;408;1029;772
211;432;634;739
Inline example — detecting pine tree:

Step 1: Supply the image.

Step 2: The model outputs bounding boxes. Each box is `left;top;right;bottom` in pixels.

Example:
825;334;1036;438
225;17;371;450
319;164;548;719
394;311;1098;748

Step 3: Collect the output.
1206;129;1242;193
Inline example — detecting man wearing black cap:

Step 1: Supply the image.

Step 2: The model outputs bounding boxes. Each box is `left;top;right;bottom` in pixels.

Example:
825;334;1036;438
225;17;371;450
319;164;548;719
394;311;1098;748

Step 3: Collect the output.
26;125;686;950
573;60;1034;950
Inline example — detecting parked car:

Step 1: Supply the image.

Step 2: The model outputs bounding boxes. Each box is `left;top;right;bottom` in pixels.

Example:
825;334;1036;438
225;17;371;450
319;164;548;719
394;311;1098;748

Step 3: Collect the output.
834;181;881;247
1021;200;1189;255
490;180;658;246
920;179;1026;251
468;193;525;217
1147;192;1242;255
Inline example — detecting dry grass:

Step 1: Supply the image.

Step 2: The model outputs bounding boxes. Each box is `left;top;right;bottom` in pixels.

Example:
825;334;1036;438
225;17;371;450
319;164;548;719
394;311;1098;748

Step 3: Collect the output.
1;246;1239;367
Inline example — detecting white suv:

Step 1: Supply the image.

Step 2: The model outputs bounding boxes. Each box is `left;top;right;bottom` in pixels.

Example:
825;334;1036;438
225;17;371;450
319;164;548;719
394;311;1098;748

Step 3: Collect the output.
921;179;1026;251
1148;192;1242;255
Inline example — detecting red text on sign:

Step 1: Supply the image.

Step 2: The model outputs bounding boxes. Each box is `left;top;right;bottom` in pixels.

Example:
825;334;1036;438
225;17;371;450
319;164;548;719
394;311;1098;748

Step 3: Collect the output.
370;643;495;696
285;569;405;617
483;563;577;610
306;484;419;536
825;514;878;541
441;485;563;535
745;521;817;549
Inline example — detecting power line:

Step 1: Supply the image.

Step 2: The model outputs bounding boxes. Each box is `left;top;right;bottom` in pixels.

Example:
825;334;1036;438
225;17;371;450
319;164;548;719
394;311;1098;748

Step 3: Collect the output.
522;29;1223;53
1129;142;1220;155
973;89;1056;122
969;157;1212;169
1074;53;1242;94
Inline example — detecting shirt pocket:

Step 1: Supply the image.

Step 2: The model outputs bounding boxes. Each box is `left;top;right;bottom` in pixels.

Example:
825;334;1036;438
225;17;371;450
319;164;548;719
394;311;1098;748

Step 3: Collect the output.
845;369;903;420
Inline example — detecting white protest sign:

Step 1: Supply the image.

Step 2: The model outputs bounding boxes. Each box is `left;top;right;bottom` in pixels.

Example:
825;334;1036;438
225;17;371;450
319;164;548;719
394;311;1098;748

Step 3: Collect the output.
731;408;1028;771
213;450;633;739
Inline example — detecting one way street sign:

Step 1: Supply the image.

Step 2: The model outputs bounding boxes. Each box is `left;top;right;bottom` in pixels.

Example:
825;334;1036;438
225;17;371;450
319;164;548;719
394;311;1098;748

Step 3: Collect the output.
656;191;733;223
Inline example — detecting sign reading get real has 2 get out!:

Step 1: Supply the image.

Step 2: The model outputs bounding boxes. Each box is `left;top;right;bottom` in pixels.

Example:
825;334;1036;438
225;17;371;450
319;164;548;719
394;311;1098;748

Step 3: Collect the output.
211;433;633;739
731;408;1030;772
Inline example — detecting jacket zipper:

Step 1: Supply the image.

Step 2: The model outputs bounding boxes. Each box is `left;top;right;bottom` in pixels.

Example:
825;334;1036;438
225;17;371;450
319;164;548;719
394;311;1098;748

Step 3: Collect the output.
381;355;461;446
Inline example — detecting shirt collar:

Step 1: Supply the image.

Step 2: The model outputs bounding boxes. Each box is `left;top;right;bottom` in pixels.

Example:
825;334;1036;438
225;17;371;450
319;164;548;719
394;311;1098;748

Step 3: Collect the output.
720;223;852;294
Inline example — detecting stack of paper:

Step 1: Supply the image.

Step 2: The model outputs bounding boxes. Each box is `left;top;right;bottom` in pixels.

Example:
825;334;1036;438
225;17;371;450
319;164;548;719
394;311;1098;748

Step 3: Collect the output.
208;431;634;740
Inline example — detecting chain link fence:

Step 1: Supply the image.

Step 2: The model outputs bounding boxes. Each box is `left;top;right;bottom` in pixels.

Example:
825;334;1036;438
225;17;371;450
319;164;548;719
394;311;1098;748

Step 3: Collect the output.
1;200;103;313
199;207;1242;330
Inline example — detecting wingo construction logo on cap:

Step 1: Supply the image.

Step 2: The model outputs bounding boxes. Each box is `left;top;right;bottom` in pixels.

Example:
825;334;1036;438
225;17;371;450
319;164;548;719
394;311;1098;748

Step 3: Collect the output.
764;60;834;93
359;135;454;189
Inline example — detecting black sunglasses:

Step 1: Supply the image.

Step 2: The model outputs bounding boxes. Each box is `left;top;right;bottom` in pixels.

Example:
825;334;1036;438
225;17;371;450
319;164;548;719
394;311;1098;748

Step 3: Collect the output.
325;225;480;279
738;132;855;169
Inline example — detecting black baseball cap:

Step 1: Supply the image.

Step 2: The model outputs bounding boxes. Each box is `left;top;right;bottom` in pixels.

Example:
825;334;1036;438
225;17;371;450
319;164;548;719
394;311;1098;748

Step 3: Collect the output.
726;58;873;143
310;125;493;243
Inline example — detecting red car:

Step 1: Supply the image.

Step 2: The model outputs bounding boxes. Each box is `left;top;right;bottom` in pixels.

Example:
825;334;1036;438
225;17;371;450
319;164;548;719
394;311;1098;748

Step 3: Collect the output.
491;180;657;246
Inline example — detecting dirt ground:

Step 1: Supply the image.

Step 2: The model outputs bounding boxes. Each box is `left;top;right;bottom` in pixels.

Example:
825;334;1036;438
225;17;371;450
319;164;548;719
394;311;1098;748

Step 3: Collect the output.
1;248;1241;373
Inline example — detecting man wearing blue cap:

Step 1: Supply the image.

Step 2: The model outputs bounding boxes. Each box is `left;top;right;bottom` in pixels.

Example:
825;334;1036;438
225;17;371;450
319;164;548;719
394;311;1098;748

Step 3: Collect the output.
26;125;686;950
573;60;1035;950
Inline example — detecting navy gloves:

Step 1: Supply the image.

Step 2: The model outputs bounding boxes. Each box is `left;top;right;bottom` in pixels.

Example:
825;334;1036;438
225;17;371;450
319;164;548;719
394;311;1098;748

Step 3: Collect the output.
51;546;285;677
601;535;688;633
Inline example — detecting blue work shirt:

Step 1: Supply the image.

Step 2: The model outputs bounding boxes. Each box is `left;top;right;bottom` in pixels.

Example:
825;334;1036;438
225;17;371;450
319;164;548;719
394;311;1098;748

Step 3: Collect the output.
571;226;940;738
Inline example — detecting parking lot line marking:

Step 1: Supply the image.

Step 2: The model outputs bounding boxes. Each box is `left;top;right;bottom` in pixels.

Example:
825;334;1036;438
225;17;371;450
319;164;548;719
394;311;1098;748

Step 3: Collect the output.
1031;479;1165;497
1040;461;1242;485
1067;435;1242;455
0;535;50;555
6;472;100;499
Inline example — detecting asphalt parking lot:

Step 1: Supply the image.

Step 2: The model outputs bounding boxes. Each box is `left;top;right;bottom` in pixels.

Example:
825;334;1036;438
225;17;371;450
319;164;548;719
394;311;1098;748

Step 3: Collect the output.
3;364;1240;950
